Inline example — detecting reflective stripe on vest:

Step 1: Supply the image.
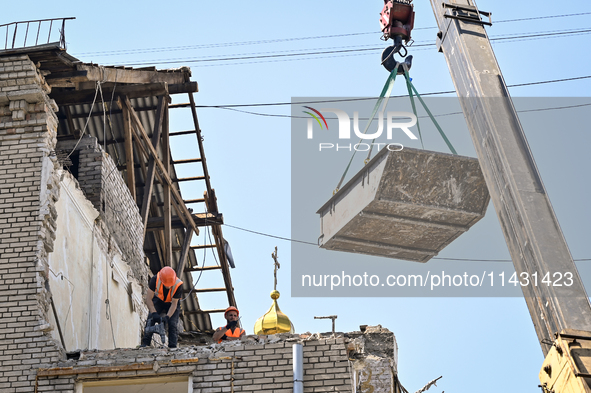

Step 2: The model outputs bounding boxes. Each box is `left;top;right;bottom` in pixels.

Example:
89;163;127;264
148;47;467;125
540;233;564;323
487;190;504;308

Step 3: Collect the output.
217;327;244;343
155;274;183;303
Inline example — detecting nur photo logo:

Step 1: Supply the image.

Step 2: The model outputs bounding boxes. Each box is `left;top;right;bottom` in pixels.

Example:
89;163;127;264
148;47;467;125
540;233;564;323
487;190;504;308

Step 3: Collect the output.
303;106;418;152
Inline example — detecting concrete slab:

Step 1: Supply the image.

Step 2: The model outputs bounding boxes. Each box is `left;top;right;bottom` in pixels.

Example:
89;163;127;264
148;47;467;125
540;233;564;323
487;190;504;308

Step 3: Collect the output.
317;147;489;262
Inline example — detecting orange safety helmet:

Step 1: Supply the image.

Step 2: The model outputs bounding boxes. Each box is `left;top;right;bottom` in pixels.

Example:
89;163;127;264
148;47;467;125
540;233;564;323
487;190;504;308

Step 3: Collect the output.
159;267;177;287
224;306;239;317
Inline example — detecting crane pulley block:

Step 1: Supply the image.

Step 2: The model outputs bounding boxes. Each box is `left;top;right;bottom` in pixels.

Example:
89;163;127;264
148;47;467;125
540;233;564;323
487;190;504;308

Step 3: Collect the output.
380;0;415;42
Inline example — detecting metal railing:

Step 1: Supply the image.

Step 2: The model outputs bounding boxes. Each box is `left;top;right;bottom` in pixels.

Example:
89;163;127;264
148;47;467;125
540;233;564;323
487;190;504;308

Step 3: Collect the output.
1;17;75;51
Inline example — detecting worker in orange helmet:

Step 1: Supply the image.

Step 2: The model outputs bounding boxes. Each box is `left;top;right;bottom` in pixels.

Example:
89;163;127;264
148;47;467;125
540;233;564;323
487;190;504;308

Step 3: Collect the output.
141;266;183;348
212;306;246;343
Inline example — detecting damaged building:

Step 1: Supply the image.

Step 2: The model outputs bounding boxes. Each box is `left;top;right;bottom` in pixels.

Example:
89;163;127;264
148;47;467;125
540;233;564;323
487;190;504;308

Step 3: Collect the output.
0;18;402;392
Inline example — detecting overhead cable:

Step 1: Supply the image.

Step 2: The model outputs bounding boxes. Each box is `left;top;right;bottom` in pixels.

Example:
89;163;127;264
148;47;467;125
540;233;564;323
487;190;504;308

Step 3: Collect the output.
223;222;591;262
108;28;591;66
191;75;591;110
75;11;591;57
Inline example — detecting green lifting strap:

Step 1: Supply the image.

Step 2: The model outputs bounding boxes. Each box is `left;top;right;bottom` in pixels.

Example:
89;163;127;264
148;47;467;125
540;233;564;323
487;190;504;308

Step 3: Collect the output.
403;66;425;150
334;67;398;194
333;64;458;195
404;69;458;155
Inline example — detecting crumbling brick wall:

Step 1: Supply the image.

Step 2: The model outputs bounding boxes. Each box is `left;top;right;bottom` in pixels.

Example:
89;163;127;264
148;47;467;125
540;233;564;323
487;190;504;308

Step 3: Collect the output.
34;331;398;392
55;136;147;287
0;54;65;392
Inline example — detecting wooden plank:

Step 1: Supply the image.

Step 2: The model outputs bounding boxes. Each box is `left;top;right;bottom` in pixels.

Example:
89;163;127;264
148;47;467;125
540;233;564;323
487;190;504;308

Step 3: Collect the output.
183;309;226;315
205;190;237;308
146;213;223;231
170;130;197;137
37;363;153;377
176;228;194;279
168;82;198;95
52;83;168;105
183;198;205;204
44;70;88;85
72;81;197;97
121;96;200;238
149;199;166;272
188;93;212;195
173;158;202;164
177;176;206;182
191;244;216;250
56;88;196;119
169;103;191;109
63;105;79;139
76;63;189;85
122;103;136;202
162;105;172;267
140;96;166;238
191;288;227;293
184;265;222;272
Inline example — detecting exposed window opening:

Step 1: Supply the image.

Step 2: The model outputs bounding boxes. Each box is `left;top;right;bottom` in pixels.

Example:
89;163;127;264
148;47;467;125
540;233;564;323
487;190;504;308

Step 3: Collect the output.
66;351;81;360
69;151;80;179
78;375;191;393
56;150;80;179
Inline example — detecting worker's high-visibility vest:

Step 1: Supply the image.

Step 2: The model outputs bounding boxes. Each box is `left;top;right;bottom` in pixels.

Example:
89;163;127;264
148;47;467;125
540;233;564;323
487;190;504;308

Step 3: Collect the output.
155;273;183;303
217;327;245;343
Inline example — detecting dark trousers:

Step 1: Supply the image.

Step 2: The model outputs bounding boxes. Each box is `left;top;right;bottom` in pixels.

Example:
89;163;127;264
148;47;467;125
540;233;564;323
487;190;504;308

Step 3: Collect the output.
141;297;180;348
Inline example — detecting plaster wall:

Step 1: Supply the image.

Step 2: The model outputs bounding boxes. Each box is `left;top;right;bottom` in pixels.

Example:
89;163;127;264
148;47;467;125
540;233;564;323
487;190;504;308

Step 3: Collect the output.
48;171;145;351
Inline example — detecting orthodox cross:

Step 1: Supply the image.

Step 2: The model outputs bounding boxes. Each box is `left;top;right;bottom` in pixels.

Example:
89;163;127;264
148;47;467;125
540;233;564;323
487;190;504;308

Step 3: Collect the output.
272;246;280;291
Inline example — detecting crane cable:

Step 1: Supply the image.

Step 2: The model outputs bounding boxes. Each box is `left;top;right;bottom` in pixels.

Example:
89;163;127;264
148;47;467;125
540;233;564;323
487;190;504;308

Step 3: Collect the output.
334;62;457;194
333;66;398;194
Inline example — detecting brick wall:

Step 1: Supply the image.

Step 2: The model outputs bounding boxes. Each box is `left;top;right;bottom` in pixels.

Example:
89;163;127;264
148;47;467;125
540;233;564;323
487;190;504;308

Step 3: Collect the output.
0;54;65;392
34;332;397;392
55;136;147;287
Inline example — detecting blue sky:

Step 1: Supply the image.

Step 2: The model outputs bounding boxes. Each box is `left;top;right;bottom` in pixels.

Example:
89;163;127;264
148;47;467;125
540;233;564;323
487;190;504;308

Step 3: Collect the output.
5;1;591;392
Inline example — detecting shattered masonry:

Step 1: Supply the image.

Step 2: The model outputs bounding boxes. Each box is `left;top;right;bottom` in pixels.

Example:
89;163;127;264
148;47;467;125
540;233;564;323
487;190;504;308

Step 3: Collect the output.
37;331;397;392
0;54;65;390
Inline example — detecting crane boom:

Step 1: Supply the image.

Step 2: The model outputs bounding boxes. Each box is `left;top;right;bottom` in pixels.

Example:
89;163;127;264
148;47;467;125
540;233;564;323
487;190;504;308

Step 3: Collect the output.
428;0;591;356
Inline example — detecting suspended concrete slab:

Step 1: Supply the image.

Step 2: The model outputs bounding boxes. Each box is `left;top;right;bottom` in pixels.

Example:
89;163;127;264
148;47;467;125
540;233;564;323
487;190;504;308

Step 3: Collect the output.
317;147;489;262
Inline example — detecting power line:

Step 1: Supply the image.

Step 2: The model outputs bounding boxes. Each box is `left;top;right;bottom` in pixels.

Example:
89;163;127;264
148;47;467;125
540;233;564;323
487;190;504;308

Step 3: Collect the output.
107;28;591;67
74;11;591;58
223;222;591;262
495;11;591;24
491;28;591;41
223;223;317;246
506;75;591;88
191;75;591;110
75;32;380;56
116;47;386;66
212;101;591;120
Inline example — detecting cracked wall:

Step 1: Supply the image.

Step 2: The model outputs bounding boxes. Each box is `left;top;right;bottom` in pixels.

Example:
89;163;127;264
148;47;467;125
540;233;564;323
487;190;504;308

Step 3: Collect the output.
47;170;146;350
0;53;149;392
55;135;148;291
0;53;65;392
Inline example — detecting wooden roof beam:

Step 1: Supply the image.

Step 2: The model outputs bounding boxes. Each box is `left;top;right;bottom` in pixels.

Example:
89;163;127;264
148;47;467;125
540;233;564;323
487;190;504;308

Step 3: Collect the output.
146;213;224;231
51;82;198;105
75;63;191;85
205;189;237;308
184;309;227;314
185;265;222;272
116;95;200;242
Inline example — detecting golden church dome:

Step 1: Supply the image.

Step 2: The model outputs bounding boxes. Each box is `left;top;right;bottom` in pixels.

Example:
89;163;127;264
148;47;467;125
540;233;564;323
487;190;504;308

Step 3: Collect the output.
253;290;294;335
